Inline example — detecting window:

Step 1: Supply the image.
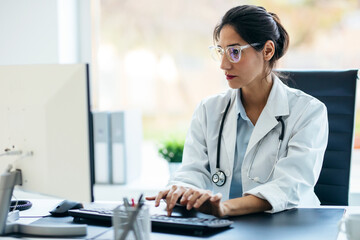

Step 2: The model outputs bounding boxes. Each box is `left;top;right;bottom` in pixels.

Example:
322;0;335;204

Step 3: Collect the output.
92;0;360;202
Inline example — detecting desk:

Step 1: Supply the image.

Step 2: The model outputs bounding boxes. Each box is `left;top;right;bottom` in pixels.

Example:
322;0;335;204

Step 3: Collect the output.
98;207;346;240
4;199;359;240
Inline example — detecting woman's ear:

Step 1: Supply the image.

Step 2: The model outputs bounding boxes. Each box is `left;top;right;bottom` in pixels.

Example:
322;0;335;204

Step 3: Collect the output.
263;40;275;61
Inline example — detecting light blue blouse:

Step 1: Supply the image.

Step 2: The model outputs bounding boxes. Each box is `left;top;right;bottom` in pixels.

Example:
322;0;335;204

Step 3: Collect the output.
229;89;254;199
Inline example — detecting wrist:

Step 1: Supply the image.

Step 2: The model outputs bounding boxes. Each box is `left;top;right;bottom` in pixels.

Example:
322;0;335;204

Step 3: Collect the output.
220;201;232;217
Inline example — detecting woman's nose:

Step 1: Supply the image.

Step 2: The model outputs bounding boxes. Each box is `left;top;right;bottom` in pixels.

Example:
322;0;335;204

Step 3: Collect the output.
220;55;231;71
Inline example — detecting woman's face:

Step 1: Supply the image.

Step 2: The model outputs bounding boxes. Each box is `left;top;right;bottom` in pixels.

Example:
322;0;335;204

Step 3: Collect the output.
217;25;265;89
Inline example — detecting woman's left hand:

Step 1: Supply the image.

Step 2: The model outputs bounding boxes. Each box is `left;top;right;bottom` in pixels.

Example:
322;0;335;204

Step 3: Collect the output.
180;188;227;217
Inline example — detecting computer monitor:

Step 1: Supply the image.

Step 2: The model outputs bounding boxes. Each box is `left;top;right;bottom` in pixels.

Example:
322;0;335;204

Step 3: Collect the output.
0;64;94;202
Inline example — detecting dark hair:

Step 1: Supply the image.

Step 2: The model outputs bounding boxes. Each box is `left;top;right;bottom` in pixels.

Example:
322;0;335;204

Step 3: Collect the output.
213;5;289;72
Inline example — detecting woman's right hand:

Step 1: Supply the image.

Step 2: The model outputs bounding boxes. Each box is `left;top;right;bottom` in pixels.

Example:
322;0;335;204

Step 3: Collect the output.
146;185;225;217
146;185;189;216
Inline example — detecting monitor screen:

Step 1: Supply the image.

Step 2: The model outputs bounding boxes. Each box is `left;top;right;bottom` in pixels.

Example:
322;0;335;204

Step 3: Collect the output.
0;64;94;202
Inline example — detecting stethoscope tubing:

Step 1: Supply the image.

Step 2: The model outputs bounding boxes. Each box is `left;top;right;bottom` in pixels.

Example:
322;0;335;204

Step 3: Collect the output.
216;99;231;169
213;97;285;186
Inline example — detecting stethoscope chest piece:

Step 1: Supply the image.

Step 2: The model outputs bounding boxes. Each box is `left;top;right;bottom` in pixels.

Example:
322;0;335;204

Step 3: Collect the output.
212;170;226;186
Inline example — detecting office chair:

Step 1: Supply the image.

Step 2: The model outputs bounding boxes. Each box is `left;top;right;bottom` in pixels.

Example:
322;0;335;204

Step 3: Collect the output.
278;69;359;205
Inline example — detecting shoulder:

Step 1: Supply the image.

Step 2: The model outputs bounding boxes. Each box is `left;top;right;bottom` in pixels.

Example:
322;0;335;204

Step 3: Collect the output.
198;89;235;110
282;82;327;113
279;82;328;130
191;89;236;123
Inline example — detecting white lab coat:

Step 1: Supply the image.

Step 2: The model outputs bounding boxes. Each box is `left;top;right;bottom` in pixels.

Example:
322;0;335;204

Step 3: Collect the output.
169;75;328;213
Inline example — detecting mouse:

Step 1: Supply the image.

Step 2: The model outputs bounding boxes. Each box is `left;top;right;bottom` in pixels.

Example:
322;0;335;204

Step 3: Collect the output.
49;200;83;217
163;198;197;217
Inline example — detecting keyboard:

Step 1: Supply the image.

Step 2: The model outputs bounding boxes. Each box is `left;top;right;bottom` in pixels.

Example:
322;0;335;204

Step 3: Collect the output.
68;207;233;232
150;214;233;230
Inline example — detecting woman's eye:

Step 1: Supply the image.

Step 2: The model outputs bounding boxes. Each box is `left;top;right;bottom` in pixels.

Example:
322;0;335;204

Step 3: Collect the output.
232;49;239;55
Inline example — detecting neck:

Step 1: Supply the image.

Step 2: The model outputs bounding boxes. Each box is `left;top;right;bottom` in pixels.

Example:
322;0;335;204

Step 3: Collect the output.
241;74;273;112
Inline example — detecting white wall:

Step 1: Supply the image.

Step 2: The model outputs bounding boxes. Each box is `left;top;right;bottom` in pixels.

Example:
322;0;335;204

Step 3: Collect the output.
0;0;91;65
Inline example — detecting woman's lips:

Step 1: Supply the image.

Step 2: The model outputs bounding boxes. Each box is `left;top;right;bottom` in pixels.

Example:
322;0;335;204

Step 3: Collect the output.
226;74;236;80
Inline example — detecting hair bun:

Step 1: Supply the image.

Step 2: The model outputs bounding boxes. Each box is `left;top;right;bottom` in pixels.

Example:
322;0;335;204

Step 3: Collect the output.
268;11;289;60
269;12;281;23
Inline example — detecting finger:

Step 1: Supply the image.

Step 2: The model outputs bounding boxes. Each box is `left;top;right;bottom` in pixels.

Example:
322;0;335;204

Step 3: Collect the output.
168;186;186;209
145;196;156;201
210;192;222;202
186;190;202;210
167;208;173;217
193;191;212;209
180;188;194;205
165;185;177;203
165;185;178;211
154;189;170;207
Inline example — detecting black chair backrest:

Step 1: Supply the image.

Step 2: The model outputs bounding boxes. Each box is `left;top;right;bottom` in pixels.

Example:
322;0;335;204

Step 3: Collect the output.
279;70;359;205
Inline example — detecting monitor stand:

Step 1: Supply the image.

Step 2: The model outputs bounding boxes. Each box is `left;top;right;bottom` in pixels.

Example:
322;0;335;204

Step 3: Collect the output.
0;166;87;237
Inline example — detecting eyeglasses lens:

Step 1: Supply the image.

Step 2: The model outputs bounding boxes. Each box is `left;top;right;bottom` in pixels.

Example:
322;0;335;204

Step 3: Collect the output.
210;47;222;61
210;46;242;63
227;47;241;63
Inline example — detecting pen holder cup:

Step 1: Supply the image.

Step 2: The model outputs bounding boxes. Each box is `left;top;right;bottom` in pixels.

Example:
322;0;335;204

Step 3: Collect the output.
112;205;150;240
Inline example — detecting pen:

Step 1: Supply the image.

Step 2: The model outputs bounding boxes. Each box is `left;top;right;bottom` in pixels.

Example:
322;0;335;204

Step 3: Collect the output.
123;197;130;208
137;194;144;205
131;198;135;207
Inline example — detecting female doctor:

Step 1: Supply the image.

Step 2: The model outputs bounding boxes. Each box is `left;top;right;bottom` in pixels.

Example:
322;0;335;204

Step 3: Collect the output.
146;5;328;217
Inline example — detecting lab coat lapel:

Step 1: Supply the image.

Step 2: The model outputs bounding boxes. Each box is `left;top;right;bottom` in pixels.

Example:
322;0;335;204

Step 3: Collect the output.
244;76;289;158
245;109;278;158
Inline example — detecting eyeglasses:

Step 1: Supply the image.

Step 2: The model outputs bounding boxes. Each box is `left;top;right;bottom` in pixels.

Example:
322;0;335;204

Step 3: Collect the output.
209;43;261;63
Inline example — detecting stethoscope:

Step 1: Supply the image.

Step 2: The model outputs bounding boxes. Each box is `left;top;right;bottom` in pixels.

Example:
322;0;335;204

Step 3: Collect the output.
211;98;285;187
